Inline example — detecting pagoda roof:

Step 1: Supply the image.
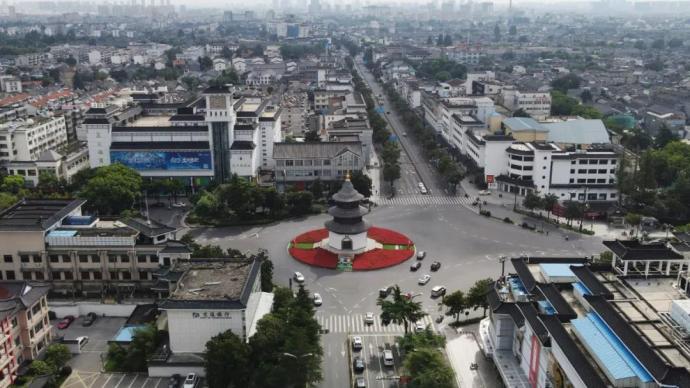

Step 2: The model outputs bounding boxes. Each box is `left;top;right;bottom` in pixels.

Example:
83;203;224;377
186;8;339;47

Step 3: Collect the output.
331;180;364;203
328;205;369;219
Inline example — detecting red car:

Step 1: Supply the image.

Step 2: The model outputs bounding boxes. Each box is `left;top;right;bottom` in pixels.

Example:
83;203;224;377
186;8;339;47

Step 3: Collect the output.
57;315;75;330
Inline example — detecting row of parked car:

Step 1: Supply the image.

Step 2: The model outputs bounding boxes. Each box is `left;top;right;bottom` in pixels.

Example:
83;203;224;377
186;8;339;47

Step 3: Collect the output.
56;312;98;329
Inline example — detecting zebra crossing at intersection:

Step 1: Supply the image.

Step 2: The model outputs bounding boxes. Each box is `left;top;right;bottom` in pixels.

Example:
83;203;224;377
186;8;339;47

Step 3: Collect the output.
376;195;474;207
317;313;435;334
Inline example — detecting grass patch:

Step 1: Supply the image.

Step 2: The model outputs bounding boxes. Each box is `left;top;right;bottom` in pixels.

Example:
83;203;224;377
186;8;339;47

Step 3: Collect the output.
294;242;314;249
382;244;398;250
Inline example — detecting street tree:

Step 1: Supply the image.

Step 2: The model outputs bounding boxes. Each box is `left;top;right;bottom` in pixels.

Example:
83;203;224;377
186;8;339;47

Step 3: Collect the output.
383;162;401;191
204;330;250;388
542;193;558;220
310;178;324;199
442;290;466;322
564;201;582;226
378;285;426;334
522;191;543;213
44;343;71;371
350;171;372;197
467;278;493;316
625;212;642;237
260;258;274;292
404;348;455;388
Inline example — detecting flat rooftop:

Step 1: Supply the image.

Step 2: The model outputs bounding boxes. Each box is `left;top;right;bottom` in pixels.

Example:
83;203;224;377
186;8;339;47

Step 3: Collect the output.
170;260;254;301
0;199;85;231
129;116;172;127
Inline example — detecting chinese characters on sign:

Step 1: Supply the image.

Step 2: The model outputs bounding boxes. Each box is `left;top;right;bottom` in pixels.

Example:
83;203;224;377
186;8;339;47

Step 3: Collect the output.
192;311;233;319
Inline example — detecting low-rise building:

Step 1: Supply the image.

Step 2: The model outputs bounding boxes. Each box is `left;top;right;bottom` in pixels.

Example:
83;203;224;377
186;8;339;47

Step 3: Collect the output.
0;199;190;298
273;141;364;189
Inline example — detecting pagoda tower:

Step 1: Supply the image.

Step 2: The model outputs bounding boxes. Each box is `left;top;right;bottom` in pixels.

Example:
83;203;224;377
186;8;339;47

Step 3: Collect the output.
324;175;370;253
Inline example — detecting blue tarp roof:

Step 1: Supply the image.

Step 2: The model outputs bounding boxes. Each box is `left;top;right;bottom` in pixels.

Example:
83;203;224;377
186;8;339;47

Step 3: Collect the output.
540;263;580;279
113;325;145;342
572;313;653;382
47;230;77;237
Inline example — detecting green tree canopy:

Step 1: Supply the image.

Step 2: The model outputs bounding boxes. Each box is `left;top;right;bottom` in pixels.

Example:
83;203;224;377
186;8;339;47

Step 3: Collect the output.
79;164;142;215
550;73;582;92
204;330;250;388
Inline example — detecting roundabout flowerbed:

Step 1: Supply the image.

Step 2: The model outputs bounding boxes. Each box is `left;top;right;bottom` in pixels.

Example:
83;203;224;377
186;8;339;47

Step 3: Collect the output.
289;227;415;270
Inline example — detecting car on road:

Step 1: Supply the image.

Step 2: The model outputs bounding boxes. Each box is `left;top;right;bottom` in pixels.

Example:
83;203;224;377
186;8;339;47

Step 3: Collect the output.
75;336;89;348
383;349;394;366
57;315;75;330
183;373;198;388
352;336;363;351
478;190;491;196
415;322;425;332
431;286;447;298
410;261;421;271
353;357;365;373
354;377;366;388
364;312;375;325
171;202;186;208
420;186;428;195
416;251;426;260
82;312;97;327
313;293;322;306
521;222;537;231
379;286;394;298
402;132;407;136
293;271;305;283
430;261;441;272
418;274;431;285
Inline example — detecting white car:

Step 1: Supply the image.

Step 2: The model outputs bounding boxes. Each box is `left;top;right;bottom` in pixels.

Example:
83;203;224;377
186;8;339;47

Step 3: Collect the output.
313;293;322;306
418;274;431;285
383;349;394;366
431;285;447;298
293;271;305;283
420;186;428;195
75;336;89;348
183;373;198;388
171;202;186;208
478;190;491;196
352;336;363;350
415;322;425;332
364;312;375;325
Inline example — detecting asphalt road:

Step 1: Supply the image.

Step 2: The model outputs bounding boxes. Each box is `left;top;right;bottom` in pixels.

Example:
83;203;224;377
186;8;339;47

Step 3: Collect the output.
354;58;447;198
186;202;603;388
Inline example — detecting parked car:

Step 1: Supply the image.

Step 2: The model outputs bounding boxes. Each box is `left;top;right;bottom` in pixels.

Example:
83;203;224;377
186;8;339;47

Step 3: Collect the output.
410;261;422;271
430;261;441;272
57;315;75;330
313;293;323;306
383;350;394;366
521;222;537;231
82;312;97;327
293;271;305;283
353;357;365;373
168;374;182;388
416;251;426;260
354;377;366;388
418;274;431;285
182;373;198;388
431;286;447;298
364;312;375;325
352;336;363;351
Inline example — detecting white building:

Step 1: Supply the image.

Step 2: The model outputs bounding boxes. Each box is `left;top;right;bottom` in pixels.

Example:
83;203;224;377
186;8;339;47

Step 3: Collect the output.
4;147;90;187
465;71;496;95
0;76;22;93
501;88;552;120
0;116;68;163
158;258;268;353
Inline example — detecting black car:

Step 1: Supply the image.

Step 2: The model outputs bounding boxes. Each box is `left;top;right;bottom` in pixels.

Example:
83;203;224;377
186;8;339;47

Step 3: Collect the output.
168;374;182;388
410;261;422;271
82;312;97;327
353;357;365;373
430;261;441;272
379;286;395;298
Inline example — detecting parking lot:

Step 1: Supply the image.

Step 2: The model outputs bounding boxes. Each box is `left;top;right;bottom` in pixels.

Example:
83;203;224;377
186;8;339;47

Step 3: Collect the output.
61;371;168;388
55;316;127;372
349;334;403;388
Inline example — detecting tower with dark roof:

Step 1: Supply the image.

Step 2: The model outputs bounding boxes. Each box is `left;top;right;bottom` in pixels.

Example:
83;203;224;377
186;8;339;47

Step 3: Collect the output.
325;175;370;253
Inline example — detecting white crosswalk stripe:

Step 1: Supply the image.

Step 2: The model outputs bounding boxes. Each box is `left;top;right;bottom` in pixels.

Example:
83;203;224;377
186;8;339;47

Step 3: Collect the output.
375;195;475;207
317;313;435;334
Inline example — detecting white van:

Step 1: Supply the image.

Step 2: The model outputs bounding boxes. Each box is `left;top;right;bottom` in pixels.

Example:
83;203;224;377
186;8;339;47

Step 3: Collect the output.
383;349;394;367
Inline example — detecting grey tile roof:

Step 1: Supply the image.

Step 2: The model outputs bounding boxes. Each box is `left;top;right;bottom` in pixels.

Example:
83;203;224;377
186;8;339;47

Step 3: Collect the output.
544;119;611;145
0;199;85;231
273;141;362;159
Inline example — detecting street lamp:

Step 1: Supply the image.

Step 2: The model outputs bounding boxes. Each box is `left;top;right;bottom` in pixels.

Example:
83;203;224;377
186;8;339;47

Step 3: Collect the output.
499;256;506;279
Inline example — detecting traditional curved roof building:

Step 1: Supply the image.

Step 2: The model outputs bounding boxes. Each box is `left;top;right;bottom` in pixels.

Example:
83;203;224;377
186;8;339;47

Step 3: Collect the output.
324;175;370;253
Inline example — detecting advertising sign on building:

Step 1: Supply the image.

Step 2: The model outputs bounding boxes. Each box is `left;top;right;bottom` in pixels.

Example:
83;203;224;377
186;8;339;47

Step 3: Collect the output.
110;151;212;170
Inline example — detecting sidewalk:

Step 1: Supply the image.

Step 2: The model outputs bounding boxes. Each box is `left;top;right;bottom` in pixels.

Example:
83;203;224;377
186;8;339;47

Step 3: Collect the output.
446;330;499;388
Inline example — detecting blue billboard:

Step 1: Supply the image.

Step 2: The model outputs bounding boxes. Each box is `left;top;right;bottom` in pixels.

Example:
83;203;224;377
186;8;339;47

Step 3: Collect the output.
110;151;212;171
